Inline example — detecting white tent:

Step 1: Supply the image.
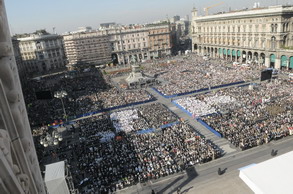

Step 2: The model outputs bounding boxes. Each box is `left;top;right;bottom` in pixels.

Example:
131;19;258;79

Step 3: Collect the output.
239;151;293;194
45;161;70;194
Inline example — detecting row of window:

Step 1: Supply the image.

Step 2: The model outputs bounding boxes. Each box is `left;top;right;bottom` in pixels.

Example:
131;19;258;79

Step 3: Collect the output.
117;38;146;44
114;42;148;51
149;29;169;34
196;23;293;33
20;39;61;51
199;36;279;49
200;17;279;26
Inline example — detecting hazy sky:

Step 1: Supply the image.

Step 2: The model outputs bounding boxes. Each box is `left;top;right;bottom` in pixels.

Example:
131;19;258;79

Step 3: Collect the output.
5;0;292;34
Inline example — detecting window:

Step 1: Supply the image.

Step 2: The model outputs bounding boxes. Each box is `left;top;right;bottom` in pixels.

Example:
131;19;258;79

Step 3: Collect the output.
255;39;259;48
271;36;276;49
261;39;265;48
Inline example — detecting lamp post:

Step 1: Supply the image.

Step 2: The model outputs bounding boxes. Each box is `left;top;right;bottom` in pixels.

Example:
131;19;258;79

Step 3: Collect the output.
40;130;63;147
54;90;68;121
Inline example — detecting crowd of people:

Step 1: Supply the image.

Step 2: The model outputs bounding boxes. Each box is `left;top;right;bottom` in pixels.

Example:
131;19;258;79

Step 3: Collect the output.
30;54;293;194
73;120;221;193
175;94;237;117
36;103;221;193
200;80;293;150
144;55;261;96
23;69;152;127
110;103;178;133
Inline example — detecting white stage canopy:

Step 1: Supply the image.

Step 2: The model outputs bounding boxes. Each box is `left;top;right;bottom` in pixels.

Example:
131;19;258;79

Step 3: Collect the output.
239;151;293;194
45;161;70;194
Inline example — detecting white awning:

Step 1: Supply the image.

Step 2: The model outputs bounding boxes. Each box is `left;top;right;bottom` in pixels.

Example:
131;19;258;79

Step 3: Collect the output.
239;151;293;194
45;161;70;194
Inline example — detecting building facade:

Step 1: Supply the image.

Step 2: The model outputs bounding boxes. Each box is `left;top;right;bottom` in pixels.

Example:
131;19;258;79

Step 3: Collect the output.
191;5;293;69
106;25;150;65
0;0;46;193
63;22;175;67
100;22;174;65
147;23;173;58
14;30;66;76
63;31;112;67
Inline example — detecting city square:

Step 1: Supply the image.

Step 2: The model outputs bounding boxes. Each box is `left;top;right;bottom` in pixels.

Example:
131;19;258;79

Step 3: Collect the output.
0;0;293;194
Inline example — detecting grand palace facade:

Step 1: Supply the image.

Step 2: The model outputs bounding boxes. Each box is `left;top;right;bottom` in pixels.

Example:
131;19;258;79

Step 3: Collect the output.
191;5;293;69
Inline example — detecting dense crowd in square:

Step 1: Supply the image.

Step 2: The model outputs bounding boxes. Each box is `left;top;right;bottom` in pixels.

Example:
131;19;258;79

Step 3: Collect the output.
29;54;293;194
22;69;152;127
36;103;221;193
192;81;293;150
110;103;178;133
144;55;261;96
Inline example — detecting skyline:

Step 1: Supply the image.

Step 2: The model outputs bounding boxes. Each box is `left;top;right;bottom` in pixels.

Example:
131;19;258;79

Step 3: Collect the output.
5;0;293;34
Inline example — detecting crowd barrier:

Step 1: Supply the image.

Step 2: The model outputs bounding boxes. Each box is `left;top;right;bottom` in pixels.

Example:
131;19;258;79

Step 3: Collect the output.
152;87;178;98
196;118;222;138
50;121;76;129
160;121;180;129
137;128;155;134
74;97;156;119
152;81;246;99
171;101;222;138
238;83;251;88
210;81;245;90
49;96;156;128
136;121;180;134
171;101;192;117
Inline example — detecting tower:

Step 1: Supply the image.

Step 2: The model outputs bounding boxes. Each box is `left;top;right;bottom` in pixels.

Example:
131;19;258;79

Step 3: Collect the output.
0;0;46;193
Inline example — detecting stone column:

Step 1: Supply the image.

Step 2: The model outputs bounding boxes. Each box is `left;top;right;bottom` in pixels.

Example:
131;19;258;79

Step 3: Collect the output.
275;57;281;69
265;57;270;67
287;56;290;70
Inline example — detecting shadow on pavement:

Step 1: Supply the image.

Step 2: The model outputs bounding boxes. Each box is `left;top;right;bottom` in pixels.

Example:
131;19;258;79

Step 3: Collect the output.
157;166;198;194
156;175;184;194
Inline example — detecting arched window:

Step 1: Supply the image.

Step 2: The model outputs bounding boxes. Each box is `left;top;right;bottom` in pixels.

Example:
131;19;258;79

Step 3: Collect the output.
282;35;289;47
274;24;278;32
